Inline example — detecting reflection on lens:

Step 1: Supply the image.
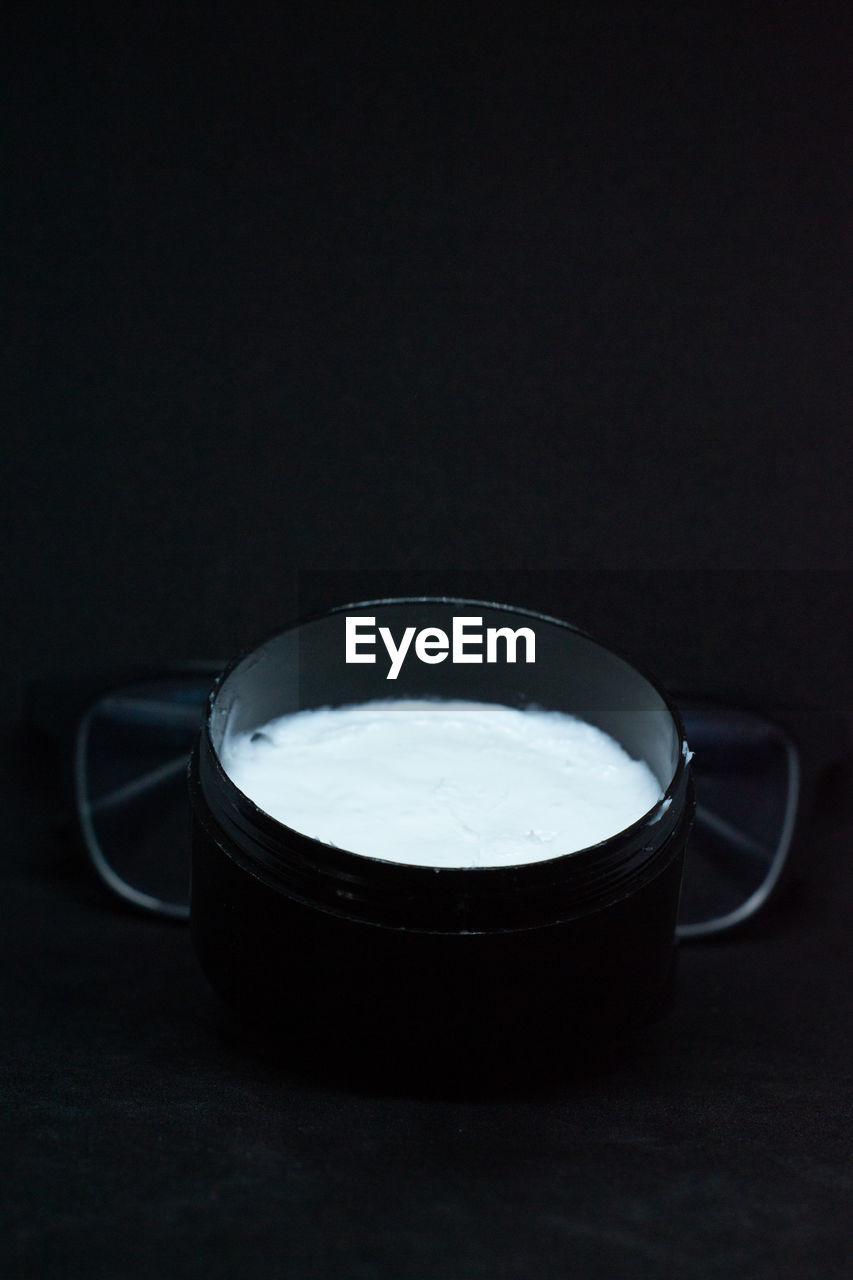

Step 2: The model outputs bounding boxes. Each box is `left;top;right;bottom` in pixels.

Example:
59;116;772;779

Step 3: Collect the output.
80;678;213;915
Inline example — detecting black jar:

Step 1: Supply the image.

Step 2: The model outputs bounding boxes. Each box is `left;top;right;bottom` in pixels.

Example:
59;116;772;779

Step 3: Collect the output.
189;599;693;1082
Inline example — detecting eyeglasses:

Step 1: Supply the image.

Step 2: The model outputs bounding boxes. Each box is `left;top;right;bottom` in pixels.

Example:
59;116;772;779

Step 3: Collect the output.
26;666;845;940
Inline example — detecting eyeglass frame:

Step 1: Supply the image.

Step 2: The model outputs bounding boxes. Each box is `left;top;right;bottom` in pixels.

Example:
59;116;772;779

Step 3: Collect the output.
23;664;849;941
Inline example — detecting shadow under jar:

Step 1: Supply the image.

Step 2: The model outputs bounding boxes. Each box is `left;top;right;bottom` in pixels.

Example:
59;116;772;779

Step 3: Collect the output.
189;599;694;1084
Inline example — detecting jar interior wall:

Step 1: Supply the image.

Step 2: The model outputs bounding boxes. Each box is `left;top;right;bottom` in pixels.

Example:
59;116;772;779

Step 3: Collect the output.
210;603;680;792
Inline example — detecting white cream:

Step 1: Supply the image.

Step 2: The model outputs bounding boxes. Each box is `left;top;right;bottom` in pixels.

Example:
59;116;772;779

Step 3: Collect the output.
220;699;663;868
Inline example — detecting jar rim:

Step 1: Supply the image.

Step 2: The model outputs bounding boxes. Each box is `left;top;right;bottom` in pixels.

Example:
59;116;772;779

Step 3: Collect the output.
194;598;693;932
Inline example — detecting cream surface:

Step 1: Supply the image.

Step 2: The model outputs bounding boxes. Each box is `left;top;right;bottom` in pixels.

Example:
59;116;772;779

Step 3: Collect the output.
220;699;663;868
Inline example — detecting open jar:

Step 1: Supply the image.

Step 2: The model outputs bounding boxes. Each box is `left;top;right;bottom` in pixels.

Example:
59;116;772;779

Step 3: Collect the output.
189;598;693;1082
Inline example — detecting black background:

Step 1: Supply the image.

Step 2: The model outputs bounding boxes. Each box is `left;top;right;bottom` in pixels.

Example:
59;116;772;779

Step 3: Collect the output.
4;3;853;1276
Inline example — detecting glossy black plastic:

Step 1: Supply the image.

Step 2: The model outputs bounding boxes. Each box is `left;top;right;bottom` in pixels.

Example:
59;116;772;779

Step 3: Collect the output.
189;599;693;1080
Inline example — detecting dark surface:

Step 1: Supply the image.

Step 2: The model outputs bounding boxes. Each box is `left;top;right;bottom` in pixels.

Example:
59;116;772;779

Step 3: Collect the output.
4;3;853;1276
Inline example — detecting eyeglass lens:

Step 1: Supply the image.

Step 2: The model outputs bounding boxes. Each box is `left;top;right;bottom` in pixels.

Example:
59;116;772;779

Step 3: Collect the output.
79;679;212;914
677;705;797;934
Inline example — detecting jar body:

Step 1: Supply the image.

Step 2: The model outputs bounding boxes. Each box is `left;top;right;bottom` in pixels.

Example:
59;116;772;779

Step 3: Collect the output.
191;768;690;1079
